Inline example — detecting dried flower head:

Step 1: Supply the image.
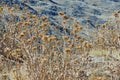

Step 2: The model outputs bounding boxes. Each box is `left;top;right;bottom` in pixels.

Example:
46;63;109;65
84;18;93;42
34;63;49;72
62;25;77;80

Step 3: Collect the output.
63;15;69;20
0;6;3;13
17;21;23;26
67;25;70;28
74;23;79;28
1;74;7;79
7;6;11;11
32;15;36;18
75;45;81;49
79;26;83;30
86;43;92;48
12;68;17;72
23;21;29;26
58;12;64;16
41;15;48;21
114;12;119;17
62;20;66;24
19;31;25;38
14;49;21;53
41;57;47;64
41;22;48;27
41;35;50;41
50;35;56;40
8;13;14;17
77;36;82;40
39;33;44;38
4;47;10;53
32;47;37;51
26;12;30;15
70;17;74;21
82;41;88;47
64;48;71;53
62;36;69;40
69;44;74;48
72;29;78;33
11;52;18;57
31;36;36;40
100;24;106;28
25;39;31;44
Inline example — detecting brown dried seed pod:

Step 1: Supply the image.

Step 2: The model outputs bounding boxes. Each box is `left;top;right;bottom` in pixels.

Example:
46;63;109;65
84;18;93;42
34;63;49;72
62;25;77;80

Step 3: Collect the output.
32;47;37;51
58;12;64;16
72;29;78;33
31;36;36;40
64;48;71;53
1;74;7;79
74;23;79;28
23;22;29;26
4;47;10;54
32;15;36;18
63;15;69;20
114;12;119;17
19;32;25;38
62;36;69;40
25;39;31;44
41;15;48;21
79;26;83;30
70;17;74;20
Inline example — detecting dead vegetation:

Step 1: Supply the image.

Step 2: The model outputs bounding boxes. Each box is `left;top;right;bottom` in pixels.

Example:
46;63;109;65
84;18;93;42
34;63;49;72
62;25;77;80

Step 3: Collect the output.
0;4;120;80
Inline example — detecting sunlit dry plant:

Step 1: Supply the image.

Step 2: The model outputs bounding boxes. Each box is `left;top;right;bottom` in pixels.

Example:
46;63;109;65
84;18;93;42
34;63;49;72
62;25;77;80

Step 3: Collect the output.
69;17;74;21
1;74;8;80
25;39;31;44
79;25;83;30
114;12;119;18
0;3;120;80
58;11;64;16
62;35;69;41
0;5;3;13
4;47;11;54
31;36;36;40
19;32;25;38
74;22;79;28
41;15;48;21
31;14;36;18
32;47;37;51
63;15;69;20
64;48;71;54
23;21;29;26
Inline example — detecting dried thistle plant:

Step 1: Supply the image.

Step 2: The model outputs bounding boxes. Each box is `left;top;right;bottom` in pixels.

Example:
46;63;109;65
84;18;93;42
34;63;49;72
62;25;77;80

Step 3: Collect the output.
0;4;120;80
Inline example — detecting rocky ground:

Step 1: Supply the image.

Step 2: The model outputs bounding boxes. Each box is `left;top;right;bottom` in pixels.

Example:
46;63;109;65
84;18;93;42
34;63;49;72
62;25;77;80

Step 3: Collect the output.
1;0;120;25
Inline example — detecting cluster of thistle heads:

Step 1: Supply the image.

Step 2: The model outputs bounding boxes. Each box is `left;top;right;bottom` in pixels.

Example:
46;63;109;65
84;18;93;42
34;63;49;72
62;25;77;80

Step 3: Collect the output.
0;4;120;80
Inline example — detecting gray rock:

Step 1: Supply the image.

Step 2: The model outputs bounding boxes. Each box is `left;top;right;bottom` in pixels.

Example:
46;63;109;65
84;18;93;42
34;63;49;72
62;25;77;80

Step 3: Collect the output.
1;0;120;28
